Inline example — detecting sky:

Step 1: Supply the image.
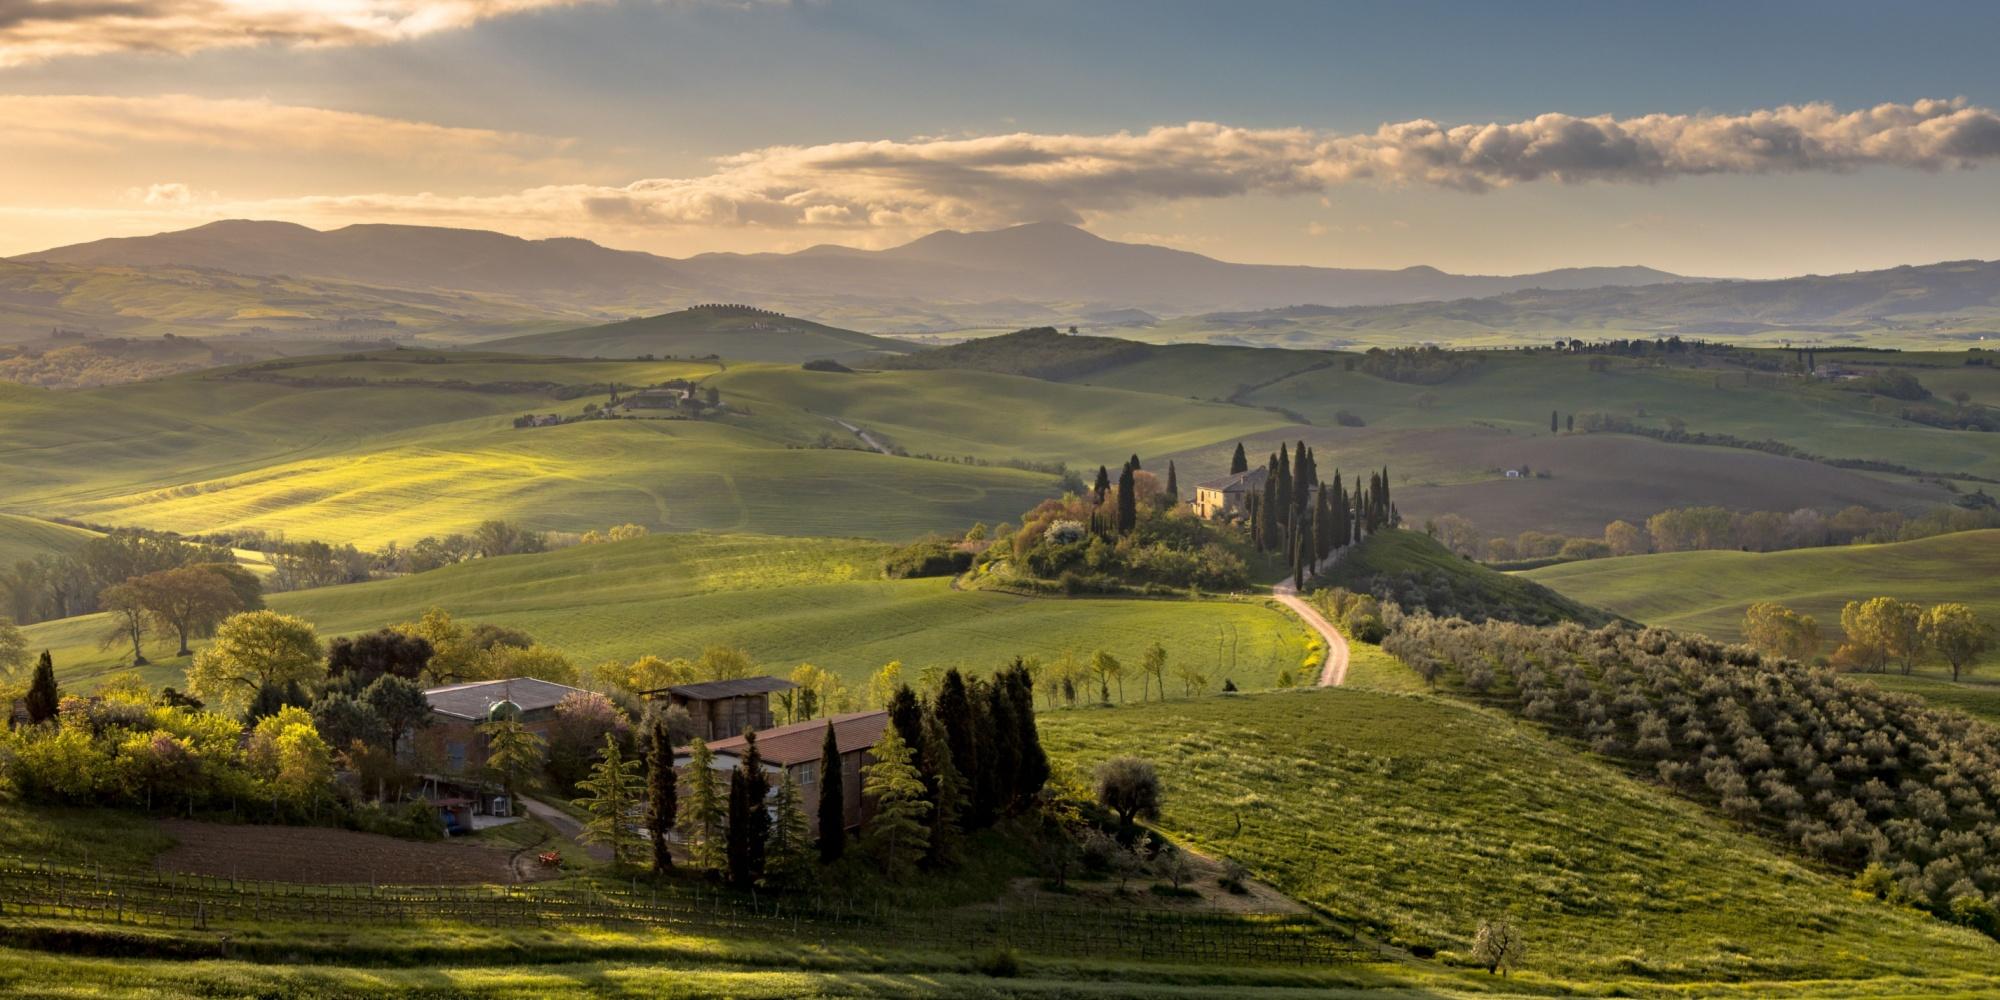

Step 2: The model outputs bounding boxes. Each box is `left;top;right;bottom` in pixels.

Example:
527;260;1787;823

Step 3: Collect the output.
5;0;2000;276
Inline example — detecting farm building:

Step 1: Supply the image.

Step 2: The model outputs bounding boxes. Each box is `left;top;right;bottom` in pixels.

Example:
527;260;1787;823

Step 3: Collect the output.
622;387;689;409
678;710;889;839
644;675;794;742
1191;467;1267;519
416;677;589;776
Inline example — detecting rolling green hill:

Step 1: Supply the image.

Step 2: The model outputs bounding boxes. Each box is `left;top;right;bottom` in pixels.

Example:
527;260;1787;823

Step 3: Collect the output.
1318;529;1612;626
25;532;1314;695
1524;530;2000;722
1039;686;2000;992
486;306;911;363
0;513;98;569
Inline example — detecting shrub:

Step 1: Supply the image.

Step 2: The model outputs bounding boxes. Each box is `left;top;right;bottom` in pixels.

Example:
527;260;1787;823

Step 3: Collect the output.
971;946;1021;978
882;537;973;579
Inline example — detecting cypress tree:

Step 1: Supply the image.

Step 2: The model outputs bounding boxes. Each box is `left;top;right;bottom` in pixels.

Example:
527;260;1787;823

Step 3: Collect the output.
1551;410;1559;434
1299;503;1317;576
1164;461;1179;506
984;679;1022;811
969;679;1002;827
919;708;965;864
726;767;750;885
816;721;845;862
679;737;726;873
935;670;981;827
1006;665;1049;799
1261;460;1281;550
739;731;769;887
646;721;676;874
1092;465;1110;503
1229;443;1248;474
1381;466;1391;525
25;651;58;724
1127;453;1141;472
1116;464;1137;535
1247;493;1264;552
1276;447;1293;532
886;685;925;764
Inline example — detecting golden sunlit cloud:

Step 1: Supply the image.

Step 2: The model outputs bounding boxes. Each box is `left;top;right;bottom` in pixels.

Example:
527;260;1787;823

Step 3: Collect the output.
169;98;2000;236
0;0;631;66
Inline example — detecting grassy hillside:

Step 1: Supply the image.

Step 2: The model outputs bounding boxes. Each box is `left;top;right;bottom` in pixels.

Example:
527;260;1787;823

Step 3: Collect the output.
1524;530;2000;722
1039;687;2000;992
0;354;1070;545
0;514;98;568
26;533;1314;695
487;307;910;363
1319;530;1613;626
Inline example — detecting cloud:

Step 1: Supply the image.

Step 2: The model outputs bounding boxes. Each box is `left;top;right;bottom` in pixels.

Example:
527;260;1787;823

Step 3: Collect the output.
131;181;193;204
227;98;1998;236
0;0;621;66
0;94;578;173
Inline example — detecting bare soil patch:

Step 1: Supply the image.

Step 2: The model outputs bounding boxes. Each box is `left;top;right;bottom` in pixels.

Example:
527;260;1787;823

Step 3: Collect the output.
985;849;1306;917
154;819;516;885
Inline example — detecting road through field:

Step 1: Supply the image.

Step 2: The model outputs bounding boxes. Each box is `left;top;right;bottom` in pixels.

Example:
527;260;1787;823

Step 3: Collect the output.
1273;560;1349;687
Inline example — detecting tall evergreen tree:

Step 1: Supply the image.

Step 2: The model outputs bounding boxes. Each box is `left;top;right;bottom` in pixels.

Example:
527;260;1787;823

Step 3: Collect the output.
1261;460;1281;550
886;685;925;764
984;679;1022;810
860;724;930;879
24;650;58;723
572;733;646;865
646;721;677;874
679;737;727;873
1229;442;1248;474
725;767;750;885
1246;493;1264;553
764;771;813;887
935;669;981;825
1164;461;1179;506
1115;464;1138;535
1381;466;1392;525
815;721;845;862
1298;504;1317;576
1092;465;1111;503
1127;453;1141;472
1551;410;1560;434
1276;446;1293;532
1002;662;1048;798
919;708;965;864
968;678;1002;826
736;731;770;888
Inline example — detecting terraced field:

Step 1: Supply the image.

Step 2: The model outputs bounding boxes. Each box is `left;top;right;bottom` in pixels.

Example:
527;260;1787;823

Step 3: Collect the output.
26;533;1315;695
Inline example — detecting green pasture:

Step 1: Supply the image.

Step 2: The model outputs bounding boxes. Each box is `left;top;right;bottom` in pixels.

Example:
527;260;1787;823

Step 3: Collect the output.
25;533;1315;696
0;514;98;568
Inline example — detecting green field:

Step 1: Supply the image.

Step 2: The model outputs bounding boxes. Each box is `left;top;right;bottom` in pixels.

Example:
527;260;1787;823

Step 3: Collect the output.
1038;686;2000;993
26;533;1314;695
0;513;98;568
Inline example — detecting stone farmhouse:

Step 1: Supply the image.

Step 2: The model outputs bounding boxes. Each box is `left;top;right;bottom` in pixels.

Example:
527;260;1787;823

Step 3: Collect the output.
643;676;795;742
679;709;890;839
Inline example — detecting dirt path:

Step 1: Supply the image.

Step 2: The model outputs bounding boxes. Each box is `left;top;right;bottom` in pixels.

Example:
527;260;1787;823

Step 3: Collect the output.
823;415;893;455
521;796;614;863
1273;555;1351;687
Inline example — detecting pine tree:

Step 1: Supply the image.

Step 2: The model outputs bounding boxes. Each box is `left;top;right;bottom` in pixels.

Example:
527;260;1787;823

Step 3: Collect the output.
1164;461;1179;506
479;718;545;811
572;733;646;865
1229;443;1248;474
920;708;966;865
861;724;930;878
24;650;58;723
815;721;845;862
646;721;677;874
764;770;813;888
1116;463;1137;534
678;737;727;873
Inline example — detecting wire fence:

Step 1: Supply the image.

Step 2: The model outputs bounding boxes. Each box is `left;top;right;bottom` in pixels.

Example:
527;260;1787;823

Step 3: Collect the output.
0;859;1367;967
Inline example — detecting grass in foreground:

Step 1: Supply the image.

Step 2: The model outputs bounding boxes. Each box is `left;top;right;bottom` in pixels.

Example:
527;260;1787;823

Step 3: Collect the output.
1037;686;2000;990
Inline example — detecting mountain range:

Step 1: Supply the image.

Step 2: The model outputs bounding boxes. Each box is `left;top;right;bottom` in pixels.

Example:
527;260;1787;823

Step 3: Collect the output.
16;220;1689;331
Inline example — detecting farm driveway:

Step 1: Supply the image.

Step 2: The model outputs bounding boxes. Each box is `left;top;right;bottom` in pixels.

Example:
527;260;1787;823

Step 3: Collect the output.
521;797;615;863
1273;556;1350;687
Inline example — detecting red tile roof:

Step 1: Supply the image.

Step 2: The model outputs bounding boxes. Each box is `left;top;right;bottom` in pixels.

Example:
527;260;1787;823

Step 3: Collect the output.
703;710;888;768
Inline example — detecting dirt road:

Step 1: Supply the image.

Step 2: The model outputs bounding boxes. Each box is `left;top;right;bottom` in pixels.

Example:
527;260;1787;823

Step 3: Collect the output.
1273;563;1351;687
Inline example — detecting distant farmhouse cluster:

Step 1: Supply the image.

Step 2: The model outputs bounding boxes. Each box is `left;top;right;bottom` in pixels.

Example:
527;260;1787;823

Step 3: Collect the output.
514;379;723;429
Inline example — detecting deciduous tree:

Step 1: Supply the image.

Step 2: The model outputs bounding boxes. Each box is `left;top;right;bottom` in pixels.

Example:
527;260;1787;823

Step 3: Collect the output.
1094;756;1160;836
1921;603;1992;682
97;582;151;667
1742;602;1822;661
131;566;241;656
186;611;323;717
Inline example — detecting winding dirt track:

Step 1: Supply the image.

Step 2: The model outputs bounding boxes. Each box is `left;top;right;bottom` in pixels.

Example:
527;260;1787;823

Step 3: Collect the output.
1273;563;1351;687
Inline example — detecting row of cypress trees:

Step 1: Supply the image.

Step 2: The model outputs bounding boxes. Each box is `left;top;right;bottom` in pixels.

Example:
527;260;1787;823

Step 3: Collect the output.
1232;441;1397;585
